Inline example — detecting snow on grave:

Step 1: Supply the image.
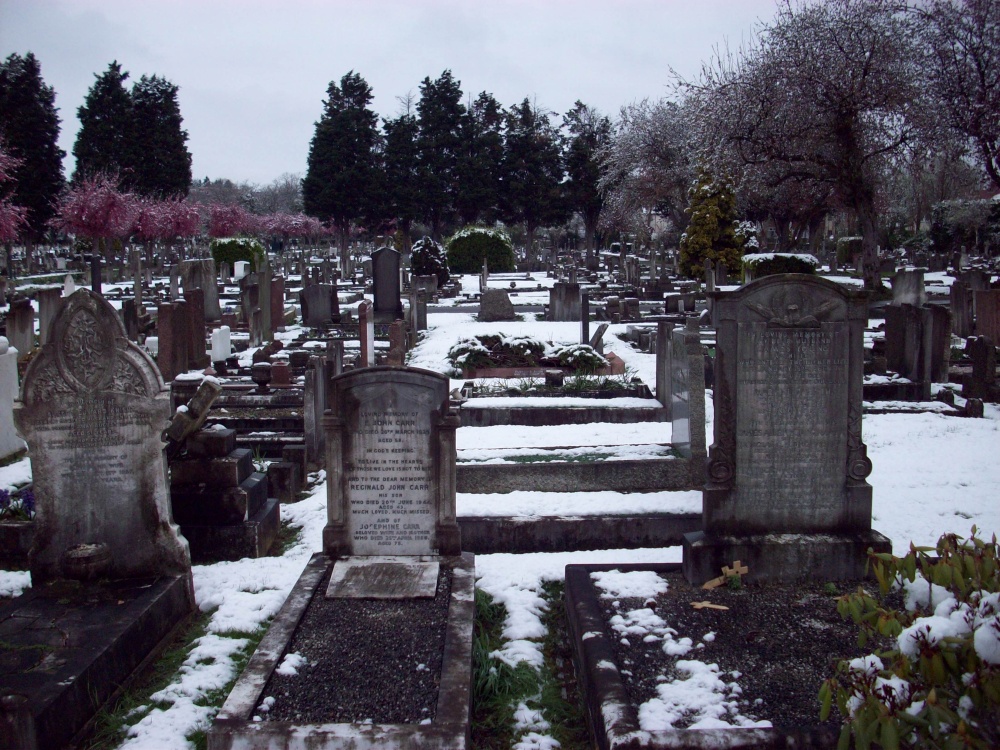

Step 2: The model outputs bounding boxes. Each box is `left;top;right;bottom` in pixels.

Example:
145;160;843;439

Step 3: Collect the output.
208;366;473;750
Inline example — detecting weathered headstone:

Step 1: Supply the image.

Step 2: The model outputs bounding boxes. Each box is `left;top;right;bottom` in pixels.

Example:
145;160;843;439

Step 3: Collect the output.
0;337;25;460
684;275;889;584
14;289;192;583
478;288;517;322
358;300;375;367
270;274;285;331
892;268;926;307
975;289;1000;342
5;297;33;359
387;320;407;366
372;246;404;322
299;283;338;327
669;318;707;486
963;336;998;401
36;288;62;347
322;367;461;560
303;355;328;469
549;281;581;322
180;258;221;321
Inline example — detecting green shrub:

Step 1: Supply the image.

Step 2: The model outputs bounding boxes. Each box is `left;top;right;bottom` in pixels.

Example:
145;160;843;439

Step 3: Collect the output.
548;344;607;374
210;237;266;272
410;235;450;287
820;528;1000;750
446;226;515;273
744;253;819;278
837;237;863;267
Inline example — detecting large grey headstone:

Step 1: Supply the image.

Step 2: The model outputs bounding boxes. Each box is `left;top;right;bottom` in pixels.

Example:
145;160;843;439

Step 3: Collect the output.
14;289;191;584
323;367;461;559
299;284;338;327
180;258;221;321
684;275;889;584
478;289;517;322
372;247;403;322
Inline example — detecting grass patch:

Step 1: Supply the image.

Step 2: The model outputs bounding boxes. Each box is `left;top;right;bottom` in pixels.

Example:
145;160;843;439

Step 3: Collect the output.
82;613;268;750
471;588;538;750
270;519;301;556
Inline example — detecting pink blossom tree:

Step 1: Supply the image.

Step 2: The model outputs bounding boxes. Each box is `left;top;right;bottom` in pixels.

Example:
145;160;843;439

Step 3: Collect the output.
54;174;138;259
208;203;258;238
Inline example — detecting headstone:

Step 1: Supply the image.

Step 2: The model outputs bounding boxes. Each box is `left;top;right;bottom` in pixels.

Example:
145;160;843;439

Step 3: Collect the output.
478;289;517;322
303;355;328;469
180;258;221;321
260;262;273;342
122;297;140;341
185;287;210;368
0;337;25;460
951;281;974;338
387;320;407;366
963;336;998;401
5;298;33;359
549;282;581;321
234;261;249;281
669;318;707;485
975;289;1000;342
63;275;75;297
90;254;102;294
271;275;285;332
299;284;338;327
884;304;952;392
683;275;889;584
13;289;192;583
157;300;189;381
169;265;181;300
36;288;62;347
580;292;590;345
211;326;232;364
372;247;404;322
412;275;438;298
358;300;375;367
589;322;609;355
892;269;926;307
322;367;461;560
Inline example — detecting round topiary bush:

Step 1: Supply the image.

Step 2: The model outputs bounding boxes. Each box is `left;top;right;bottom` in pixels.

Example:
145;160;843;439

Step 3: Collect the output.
210;237;266;272
446;226;516;274
410;236;450;287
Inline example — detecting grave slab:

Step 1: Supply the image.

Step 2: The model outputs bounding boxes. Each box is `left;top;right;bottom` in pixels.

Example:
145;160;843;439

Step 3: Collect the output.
326;556;440;599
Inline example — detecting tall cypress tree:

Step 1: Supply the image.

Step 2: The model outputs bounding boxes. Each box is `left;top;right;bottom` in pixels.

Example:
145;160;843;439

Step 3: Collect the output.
416;70;465;239
130;75;191;197
563;101;612;264
501;99;566;270
0;52;65;241
302;71;380;267
678;169;744;278
455;91;505;226
381;111;421;249
73;61;135;184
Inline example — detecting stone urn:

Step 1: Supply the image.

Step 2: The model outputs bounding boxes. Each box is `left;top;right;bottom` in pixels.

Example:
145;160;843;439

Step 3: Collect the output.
250;362;272;394
62;542;112;582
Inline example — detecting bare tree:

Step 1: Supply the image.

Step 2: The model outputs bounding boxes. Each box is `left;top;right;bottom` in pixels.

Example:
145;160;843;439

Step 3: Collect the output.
597;99;694;245
684;0;928;290
255;173;303;215
923;0;1000;190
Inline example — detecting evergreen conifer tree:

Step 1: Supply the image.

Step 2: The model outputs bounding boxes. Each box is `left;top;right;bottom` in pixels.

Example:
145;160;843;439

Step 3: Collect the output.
501;99;566;270
73;61;135;184
130;75;191;197
678;169;744;278
416;71;465;238
381;111;421;249
455;92;505;226
302;71;381;268
0;52;65;241
563;101;611;265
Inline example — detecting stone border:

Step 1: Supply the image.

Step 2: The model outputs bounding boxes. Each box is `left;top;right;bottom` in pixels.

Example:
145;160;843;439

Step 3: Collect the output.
208;552;474;750
564;562;839;750
457;456;694;494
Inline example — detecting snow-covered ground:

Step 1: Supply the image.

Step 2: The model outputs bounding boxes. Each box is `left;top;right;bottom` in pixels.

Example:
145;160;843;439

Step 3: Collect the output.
1;289;998;748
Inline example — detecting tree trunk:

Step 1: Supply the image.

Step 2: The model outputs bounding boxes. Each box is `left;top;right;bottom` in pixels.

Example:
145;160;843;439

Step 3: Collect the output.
856;199;884;292
525;222;537;271
338;228;351;276
584;219;597;270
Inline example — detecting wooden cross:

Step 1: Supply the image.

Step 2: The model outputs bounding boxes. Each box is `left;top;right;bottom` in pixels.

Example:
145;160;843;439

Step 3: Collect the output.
701;560;749;590
690;601;729;610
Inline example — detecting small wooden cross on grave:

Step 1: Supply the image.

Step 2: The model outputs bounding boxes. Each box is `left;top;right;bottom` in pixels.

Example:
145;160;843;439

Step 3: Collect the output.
701;560;749;590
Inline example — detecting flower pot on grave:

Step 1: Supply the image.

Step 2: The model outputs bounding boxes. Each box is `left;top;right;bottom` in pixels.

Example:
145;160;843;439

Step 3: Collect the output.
61;542;112;582
0;520;34;569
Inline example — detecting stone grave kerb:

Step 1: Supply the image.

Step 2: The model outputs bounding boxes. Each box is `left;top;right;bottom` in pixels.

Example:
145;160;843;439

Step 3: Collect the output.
322;367;461;561
14;289;193;586
685;274;888;584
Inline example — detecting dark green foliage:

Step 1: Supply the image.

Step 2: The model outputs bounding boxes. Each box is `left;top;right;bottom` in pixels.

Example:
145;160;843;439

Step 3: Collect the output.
501;99;566;268
746;255;818;277
472;589;538;750
409;235;449;286
837;236;864;266
0;52;65;241
73;61;136;183
302;71;381;248
446;226;515;273
548;344;607;374
210;237;265;271
416;71;466;238
456;91;505;226
73;62;191;197
678;169;744;278
929;199;999;256
563;101;612;255
380;112;421;241
129;75;192;197
821;529;1000;750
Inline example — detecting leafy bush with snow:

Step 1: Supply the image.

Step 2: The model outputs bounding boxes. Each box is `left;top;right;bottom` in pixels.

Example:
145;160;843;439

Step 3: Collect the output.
446;334;606;376
446;226;515;273
548;343;608;374
743;253;818;278
820;529;1000;750
410;235;450;287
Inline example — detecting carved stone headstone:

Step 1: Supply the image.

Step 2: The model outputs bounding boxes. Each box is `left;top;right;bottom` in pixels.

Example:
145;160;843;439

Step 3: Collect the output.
684;275;889;584
548;282;581;322
299;284;338;327
478;289;517;322
372;246;403;322
14;289;191;583
322;367;460;560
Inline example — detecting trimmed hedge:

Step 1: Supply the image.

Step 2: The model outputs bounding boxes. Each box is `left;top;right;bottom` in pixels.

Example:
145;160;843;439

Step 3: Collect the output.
210;237;266;272
744;254;818;278
446;226;515;273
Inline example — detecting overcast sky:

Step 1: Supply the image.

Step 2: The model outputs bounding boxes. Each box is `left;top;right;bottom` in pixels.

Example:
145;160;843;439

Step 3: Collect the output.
1;0;779;186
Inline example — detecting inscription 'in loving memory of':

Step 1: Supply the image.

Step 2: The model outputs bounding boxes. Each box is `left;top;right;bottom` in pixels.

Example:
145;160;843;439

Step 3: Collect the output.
347;408;435;553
